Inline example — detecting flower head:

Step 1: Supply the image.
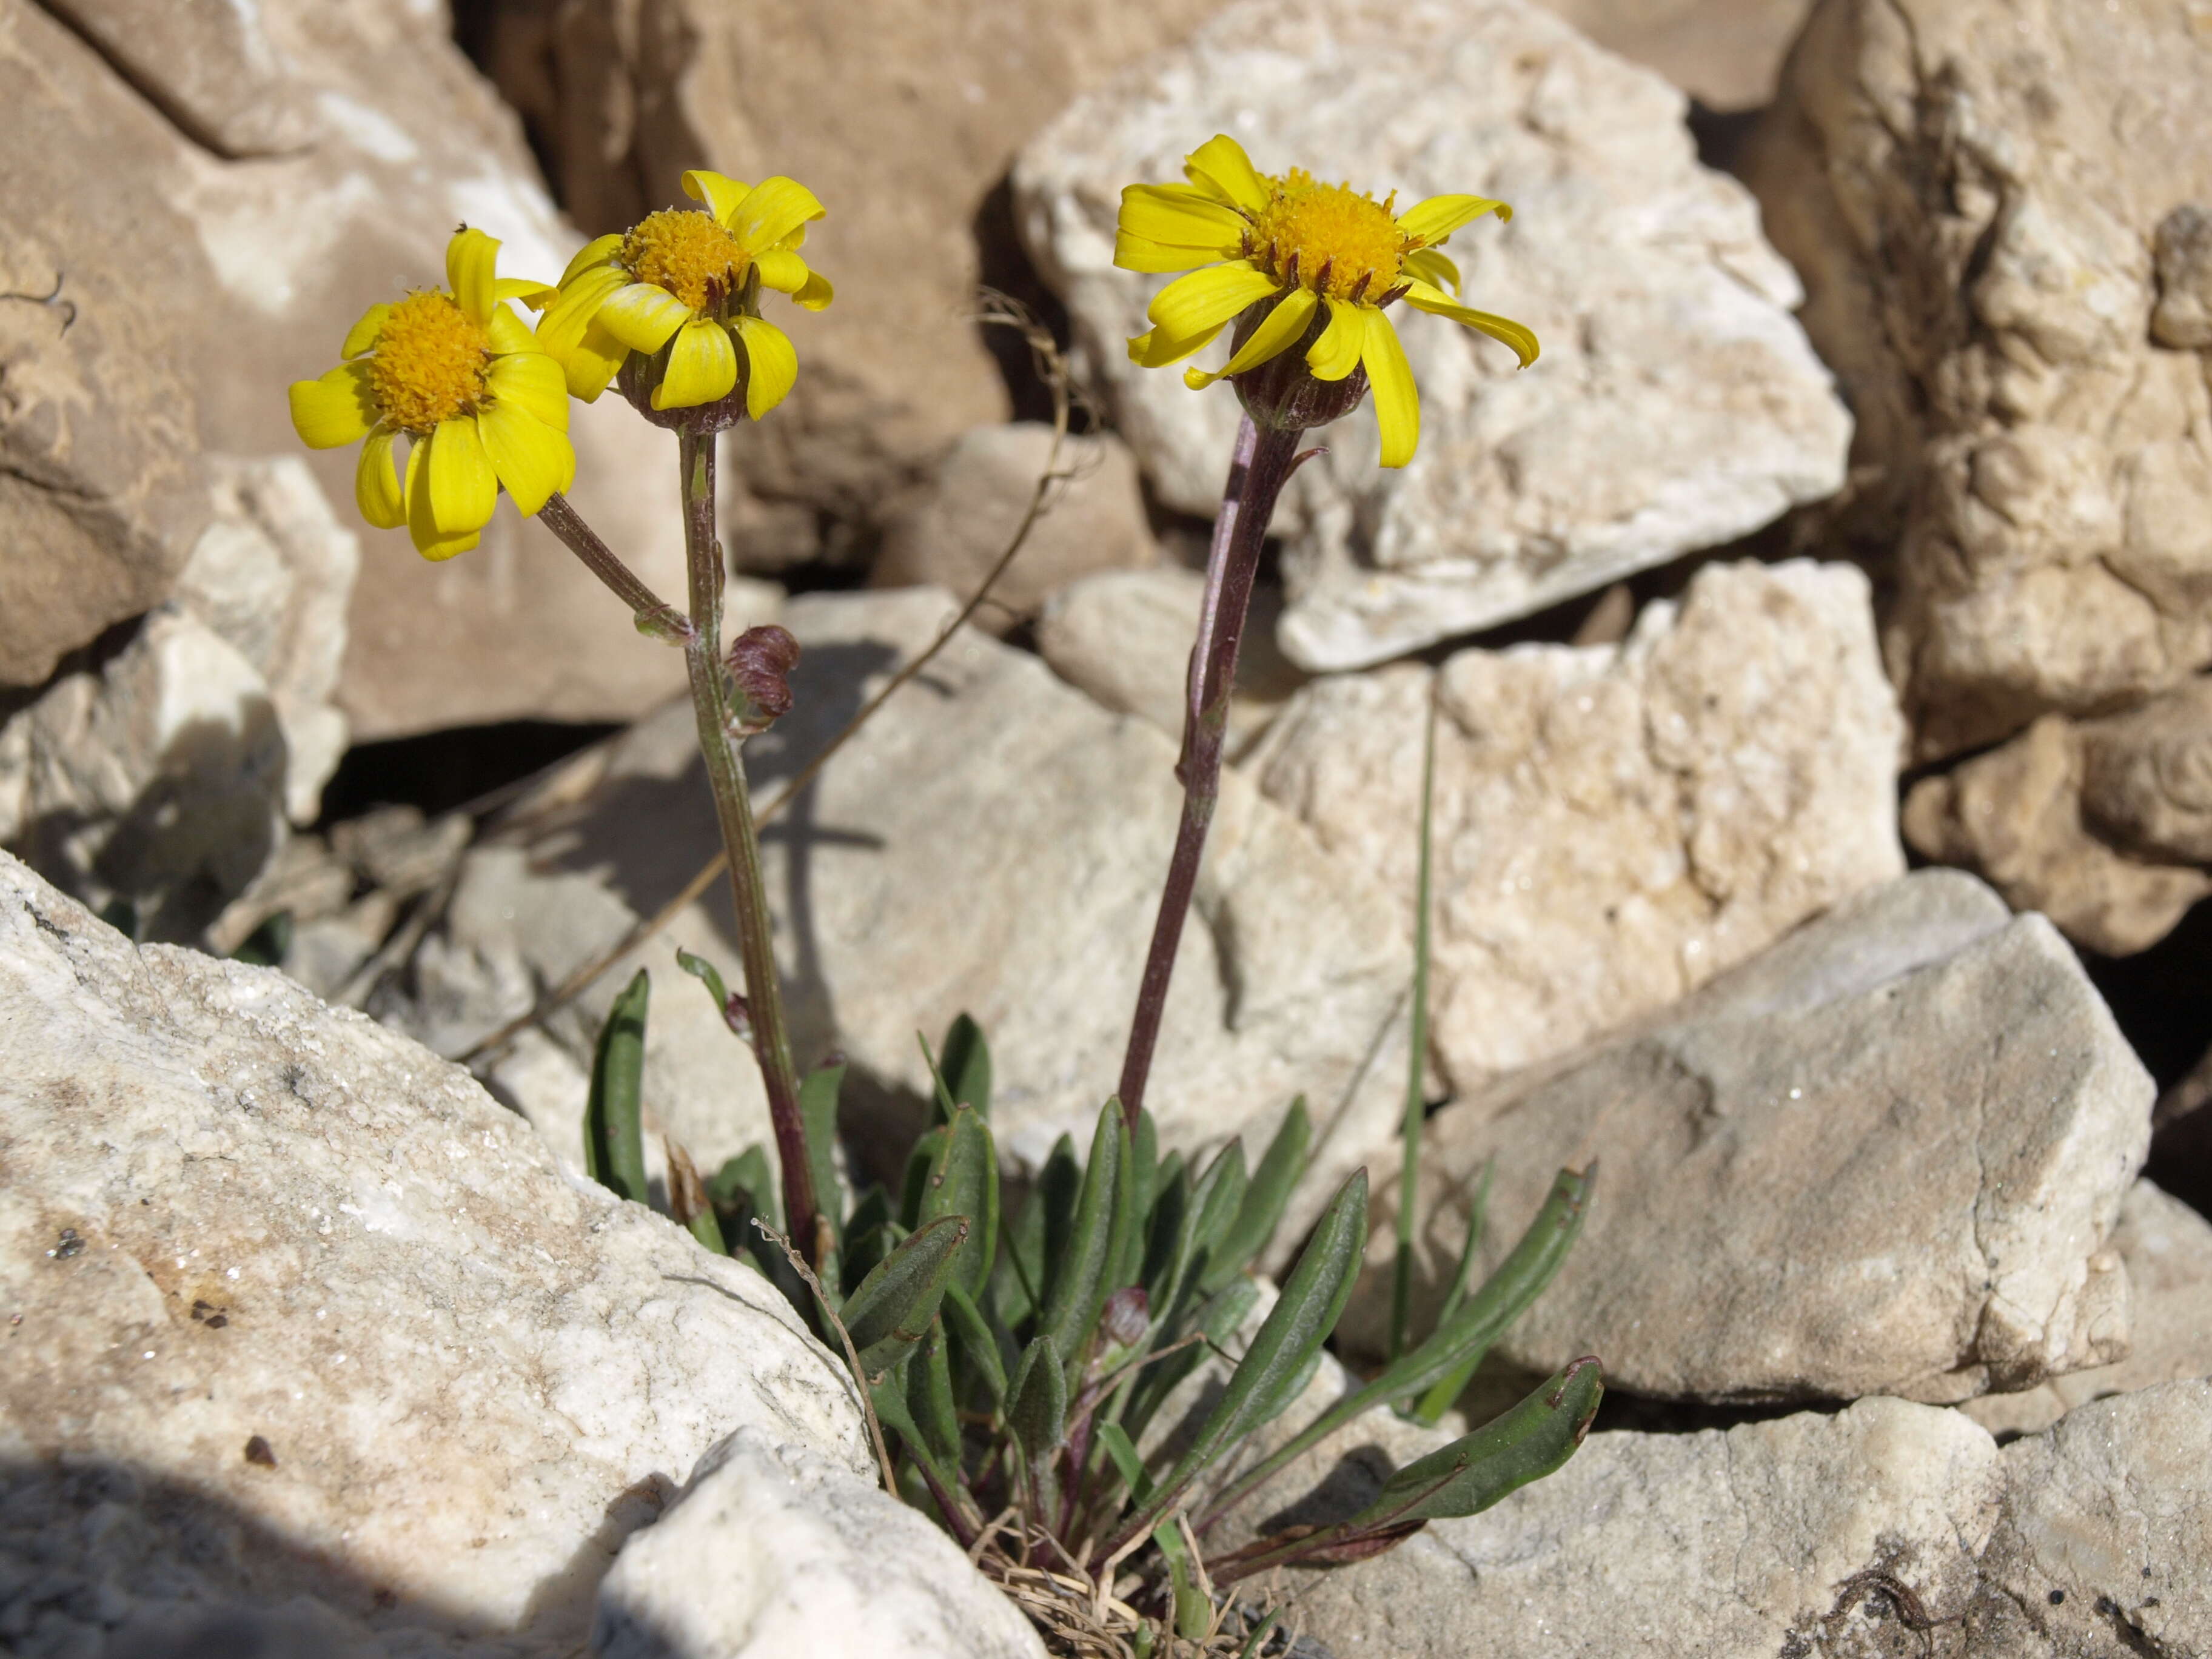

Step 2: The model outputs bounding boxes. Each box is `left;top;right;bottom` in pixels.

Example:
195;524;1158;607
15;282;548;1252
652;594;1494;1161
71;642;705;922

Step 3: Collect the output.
534;170;832;427
1115;135;1539;466
287;227;573;561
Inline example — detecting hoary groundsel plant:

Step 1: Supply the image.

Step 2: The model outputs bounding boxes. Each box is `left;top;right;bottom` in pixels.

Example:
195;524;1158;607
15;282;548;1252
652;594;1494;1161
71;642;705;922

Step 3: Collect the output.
287;133;1596;1655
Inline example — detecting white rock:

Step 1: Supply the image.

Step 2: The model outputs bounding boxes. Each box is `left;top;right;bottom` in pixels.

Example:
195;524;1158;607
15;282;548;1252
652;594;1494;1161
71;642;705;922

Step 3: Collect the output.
1254;560;1904;1094
594;1426;1047;1659
0;850;874;1654
1344;870;2153;1403
1013;0;1852;671
423;589;1410;1250
1744;0;2212;760
1965;1181;2212;1439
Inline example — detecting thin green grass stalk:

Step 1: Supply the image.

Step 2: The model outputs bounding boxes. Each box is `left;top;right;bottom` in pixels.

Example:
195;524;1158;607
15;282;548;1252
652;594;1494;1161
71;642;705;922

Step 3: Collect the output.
1389;688;1441;1361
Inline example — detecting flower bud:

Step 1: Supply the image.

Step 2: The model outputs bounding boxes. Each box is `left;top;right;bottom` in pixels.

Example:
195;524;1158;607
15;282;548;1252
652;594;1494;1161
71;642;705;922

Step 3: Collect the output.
1228;297;1370;434
617;324;754;434
727;624;800;736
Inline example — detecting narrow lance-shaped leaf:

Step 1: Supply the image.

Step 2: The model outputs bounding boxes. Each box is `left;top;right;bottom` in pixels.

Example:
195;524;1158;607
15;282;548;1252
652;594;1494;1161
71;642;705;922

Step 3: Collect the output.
919;1105;998;1299
1116;1107;1159;1292
1181;1139;1247;1298
1412;1156;1495;1424
939;1012;993;1121
1197;1099;1308;1295
906;1317;962;1469
1110;1168;1368;1556
707;1144;778;1234
940;1279;1007;1406
1038;1100;1127;1369
585;968;651;1205
799;1061;847;1275
1207;1359;1603;1588
840;1213;969;1380
1007;1335;1068;1467
898;1125;945;1232
1205;1165;1592;1523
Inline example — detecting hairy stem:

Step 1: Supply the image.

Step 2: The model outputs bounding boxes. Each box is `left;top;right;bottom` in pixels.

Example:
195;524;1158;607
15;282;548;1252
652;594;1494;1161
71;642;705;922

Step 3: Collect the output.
1116;416;1302;1124
537;492;691;643
675;428;822;1266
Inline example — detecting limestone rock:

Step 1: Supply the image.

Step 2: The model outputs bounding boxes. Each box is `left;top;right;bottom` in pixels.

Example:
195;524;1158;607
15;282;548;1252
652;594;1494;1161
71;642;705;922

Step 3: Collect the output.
0;851;873;1654
593;1426;1047;1659
1255;560;1904;1094
1536;0;1818;110
872;425;1158;630
0;0;705;741
469;0;1238;532
1270;1393;2005;1659
1743;0;2212;760
1344;870;2152;1403
1964;1181;2212;1439
1969;1382;2212;1657
1013;0;1852;671
1905;683;2212;957
418;589;1410;1245
1035;565;1304;757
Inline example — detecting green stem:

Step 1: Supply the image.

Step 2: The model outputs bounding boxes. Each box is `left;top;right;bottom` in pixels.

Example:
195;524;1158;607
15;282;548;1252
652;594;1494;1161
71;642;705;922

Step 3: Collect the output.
1116;416;1302;1124
675;427;823;1267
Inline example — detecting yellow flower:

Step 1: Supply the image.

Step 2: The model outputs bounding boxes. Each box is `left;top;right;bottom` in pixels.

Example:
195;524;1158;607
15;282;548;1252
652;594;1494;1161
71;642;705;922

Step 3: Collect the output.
287;227;573;562
1115;134;1539;468
534;170;833;417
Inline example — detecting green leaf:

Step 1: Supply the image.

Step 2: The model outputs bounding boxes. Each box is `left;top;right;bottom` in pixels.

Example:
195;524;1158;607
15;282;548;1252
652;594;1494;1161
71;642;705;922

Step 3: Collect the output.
1140;1158;1192;1305
1031;1131;1082;1315
1350;1358;1602;1528
871;1370;965;1503
1183;1140;1248;1295
1122;1277;1259;1446
1007;1335;1067;1466
800;1061;847;1260
838;1186;897;1298
685;1205;728;1255
919;1106;998;1299
675;945;752;1040
1208;1165;1594;1520
1038;1101;1128;1370
585;969;651;1205
1198;1099;1308;1295
1412;1157;1495;1424
939;1013;993;1121
1096;1421;1151;1506
1118;1107;1158;1292
841;1213;969;1379
940;1279;1007;1406
1118;1169;1367;1552
1160;1513;1209;1640
898;1125;947;1232
906;1317;962;1469
707;1145;778;1235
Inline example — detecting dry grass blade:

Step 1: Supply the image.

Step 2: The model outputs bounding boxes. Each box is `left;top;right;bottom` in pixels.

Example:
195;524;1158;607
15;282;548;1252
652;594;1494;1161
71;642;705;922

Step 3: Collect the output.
973;1523;1299;1659
457;290;1087;1068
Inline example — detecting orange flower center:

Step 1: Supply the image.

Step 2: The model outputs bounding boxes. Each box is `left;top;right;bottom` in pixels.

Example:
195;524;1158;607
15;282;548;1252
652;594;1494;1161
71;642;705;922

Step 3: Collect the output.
623;209;751;313
369;292;491;434
1247;170;1412;304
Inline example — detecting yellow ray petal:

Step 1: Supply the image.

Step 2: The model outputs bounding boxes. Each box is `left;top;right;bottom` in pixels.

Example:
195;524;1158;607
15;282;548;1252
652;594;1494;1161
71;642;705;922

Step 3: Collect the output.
792;267;833;311
495;276;559;312
683;169;754;227
486;350;570;431
563;318;628;402
1361;309;1420;468
1185;287;1317;389
557;233;625;290
1395;195;1511;245
354;426;406;529
1145;261;1278;338
654;317;739;410
1404;247;1460;297
595;281;693;353
446;227;502;326
536;265;629;360
406;431;480;561
1114;234;1236;275
728;176;826;257
1118;184;1247;250
476;401;569;516
341;302;392;359
755;247;809;294
486;306;537;356
426;415;499;534
289;361;377;449
1401;280;1541;367
735;315;797;420
1183;134;1269;212
1305;297;1365;381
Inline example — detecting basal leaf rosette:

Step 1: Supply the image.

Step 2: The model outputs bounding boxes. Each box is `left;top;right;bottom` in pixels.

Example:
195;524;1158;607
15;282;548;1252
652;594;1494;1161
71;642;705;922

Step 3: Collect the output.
535;170;833;430
287;227;572;562
1116;134;1539;466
